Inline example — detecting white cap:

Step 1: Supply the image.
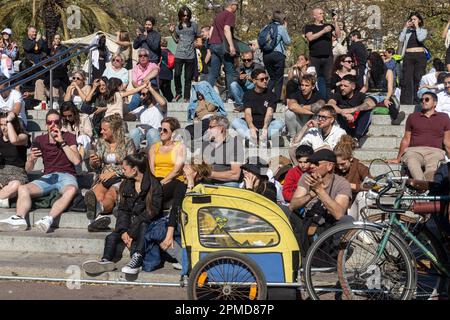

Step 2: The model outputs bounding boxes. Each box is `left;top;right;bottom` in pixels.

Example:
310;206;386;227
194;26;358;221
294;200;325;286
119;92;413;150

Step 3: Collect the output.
1;28;12;35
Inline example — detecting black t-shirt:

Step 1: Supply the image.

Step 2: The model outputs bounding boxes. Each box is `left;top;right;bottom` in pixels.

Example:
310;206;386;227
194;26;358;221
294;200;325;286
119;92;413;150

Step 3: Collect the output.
330;91;366;109
304;24;334;57
289;89;323;106
243;89;277;129
348;42;368;68
0;135;30;168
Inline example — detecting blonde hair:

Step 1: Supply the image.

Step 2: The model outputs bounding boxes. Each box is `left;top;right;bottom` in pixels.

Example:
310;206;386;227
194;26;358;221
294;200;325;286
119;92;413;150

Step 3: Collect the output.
112;52;125;63
334;135;357;160
101;114;125;145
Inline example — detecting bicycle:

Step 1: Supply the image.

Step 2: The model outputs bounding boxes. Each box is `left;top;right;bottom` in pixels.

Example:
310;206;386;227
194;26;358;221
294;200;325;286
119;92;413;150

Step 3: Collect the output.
303;175;450;300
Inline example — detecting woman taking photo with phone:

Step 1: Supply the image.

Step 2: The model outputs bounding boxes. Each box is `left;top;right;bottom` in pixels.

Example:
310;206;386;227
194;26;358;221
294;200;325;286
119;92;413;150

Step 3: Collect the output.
399;12;428;104
0;112;30;208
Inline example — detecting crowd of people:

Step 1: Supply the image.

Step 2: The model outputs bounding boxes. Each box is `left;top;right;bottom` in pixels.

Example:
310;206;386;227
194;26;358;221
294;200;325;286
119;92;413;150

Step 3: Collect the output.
0;0;449;276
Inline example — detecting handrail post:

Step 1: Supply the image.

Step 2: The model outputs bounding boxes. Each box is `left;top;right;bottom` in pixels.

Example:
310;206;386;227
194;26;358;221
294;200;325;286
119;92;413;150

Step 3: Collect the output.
49;68;54;109
88;49;93;84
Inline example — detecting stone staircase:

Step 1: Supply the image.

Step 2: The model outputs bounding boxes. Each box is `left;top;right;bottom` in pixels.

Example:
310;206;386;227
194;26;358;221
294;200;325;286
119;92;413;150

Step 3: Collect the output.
0;102;415;284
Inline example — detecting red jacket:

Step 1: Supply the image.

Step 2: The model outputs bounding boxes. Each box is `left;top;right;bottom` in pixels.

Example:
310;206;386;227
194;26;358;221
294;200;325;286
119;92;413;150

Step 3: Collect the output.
282;166;305;202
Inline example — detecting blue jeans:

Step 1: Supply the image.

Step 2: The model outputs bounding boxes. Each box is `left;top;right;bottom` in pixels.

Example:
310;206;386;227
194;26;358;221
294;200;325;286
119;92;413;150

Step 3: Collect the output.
231;118;285;140
208;44;235;97
129;127;160;149
31;173;79;194
229;81;254;107
127;93;145;112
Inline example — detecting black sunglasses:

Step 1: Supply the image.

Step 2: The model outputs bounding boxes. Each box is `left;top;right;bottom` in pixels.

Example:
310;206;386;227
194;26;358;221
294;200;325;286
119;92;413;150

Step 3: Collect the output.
158;127;170;133
421;97;430;103
242;59;252;62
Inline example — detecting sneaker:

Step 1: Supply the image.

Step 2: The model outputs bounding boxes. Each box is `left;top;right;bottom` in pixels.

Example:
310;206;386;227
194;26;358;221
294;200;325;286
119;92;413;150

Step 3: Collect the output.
82;259;116;274
34;216;53;233
87;215;111;232
0;215;28;232
0;198;9;208
391;111;406;125
85;190;98;220
122;252;143;275
172;262;182;270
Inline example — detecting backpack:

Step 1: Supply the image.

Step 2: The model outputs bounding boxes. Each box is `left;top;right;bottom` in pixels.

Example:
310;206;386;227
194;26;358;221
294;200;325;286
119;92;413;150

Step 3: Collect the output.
166;50;175;69
257;22;279;53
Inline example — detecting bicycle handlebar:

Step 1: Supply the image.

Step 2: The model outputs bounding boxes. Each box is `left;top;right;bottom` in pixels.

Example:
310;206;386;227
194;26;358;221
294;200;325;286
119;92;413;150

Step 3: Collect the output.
375;180;407;213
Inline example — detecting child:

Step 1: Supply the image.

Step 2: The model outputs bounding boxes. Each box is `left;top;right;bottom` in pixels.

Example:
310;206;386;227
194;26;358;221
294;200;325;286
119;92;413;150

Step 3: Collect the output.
282;145;314;202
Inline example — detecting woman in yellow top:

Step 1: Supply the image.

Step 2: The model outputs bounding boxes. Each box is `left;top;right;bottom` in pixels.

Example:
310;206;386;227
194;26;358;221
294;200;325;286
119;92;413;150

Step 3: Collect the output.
148;117;186;240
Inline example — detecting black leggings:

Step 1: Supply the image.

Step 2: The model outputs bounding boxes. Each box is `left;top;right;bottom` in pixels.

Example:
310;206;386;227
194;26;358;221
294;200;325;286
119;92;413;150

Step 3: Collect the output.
174;58;196;100
161;179;187;228
102;221;148;261
400;52;427;104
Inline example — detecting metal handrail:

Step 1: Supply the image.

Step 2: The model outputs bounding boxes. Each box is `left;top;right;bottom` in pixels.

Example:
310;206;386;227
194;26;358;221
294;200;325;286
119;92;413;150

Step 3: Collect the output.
0;44;97;108
0;42;84;87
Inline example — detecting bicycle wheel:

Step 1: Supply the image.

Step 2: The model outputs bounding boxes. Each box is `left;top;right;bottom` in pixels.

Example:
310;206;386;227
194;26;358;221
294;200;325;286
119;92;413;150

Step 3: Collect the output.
367;213;448;300
187;251;267;300
304;223;416;300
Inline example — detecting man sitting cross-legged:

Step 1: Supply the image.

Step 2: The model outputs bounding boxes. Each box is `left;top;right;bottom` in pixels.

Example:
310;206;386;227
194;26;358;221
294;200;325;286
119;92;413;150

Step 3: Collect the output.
0;110;81;233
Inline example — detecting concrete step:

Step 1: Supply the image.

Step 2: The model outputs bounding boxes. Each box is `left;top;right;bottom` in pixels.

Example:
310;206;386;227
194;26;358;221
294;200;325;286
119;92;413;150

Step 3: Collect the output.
354;148;398;161
359;136;401;149
0;228;110;255
368;124;405;137
0;209;112;230
0;251;181;284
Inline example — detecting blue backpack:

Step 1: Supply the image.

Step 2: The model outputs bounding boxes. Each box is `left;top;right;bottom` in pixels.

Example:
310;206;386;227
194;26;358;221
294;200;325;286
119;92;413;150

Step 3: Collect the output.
257;22;279;53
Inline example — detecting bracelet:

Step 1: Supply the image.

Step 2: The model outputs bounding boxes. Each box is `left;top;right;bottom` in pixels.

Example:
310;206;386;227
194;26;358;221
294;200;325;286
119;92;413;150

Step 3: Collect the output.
60;142;67;148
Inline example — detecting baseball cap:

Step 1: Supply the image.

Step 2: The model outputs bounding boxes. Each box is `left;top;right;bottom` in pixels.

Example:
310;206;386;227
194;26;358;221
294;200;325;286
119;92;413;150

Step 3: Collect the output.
1;28;12;35
308;149;337;164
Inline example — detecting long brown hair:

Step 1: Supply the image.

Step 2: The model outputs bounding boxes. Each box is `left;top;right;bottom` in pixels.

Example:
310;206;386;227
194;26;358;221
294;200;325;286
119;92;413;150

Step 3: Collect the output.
334;135;357;160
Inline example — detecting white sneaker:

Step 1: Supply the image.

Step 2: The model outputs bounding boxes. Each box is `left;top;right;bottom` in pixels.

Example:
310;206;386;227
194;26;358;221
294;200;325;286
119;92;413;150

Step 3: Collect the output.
0;198;9;208
172;262;182;270
34;216;53;233
0;215;27;232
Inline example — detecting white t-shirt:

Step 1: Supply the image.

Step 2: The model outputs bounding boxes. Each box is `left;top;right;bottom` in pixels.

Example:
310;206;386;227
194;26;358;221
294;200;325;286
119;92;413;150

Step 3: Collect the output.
300;124;347;151
139;103;165;129
0;89;27;126
436;91;450;118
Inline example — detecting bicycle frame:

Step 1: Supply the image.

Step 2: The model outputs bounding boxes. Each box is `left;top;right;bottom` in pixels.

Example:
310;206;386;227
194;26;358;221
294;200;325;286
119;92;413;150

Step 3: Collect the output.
375;191;450;278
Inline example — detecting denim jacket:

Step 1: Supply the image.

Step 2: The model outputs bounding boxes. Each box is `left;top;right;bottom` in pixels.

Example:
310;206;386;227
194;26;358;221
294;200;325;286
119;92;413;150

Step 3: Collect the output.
274;24;291;56
188;81;227;121
398;27;428;57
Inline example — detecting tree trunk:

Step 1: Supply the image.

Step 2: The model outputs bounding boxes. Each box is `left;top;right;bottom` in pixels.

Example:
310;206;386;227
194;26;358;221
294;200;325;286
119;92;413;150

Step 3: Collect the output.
43;0;62;49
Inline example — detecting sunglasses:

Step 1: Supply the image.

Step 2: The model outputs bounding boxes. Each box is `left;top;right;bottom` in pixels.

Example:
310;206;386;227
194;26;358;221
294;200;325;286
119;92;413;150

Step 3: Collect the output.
46;120;60;125
158;127;170;133
139;54;149;58
242;59;252;62
73;77;83;81
421;97;431;103
256;77;269;82
317;115;333;121
343;60;353;63
113;58;122;63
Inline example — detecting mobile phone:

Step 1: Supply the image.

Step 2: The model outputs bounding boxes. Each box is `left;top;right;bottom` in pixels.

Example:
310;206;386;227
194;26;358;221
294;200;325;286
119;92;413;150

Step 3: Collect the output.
331;9;337;18
31;140;41;151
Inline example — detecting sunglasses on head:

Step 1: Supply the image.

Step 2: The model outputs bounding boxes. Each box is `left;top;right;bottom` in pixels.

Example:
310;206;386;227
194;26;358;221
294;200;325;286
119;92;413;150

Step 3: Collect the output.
256;77;269;82
46;120;60;125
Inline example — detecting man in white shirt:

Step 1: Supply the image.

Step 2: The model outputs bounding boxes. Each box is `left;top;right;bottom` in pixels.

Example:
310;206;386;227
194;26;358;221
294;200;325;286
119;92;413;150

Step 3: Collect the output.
128;85;167;150
289;105;346;161
0;75;27;128
436;74;450;118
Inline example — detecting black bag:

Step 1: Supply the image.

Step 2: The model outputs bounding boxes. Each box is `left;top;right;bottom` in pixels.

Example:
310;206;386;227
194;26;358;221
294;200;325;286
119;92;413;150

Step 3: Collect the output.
102;175;122;189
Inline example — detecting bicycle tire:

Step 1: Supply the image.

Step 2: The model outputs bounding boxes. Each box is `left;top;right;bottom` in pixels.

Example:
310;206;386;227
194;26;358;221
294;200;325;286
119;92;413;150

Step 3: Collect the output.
304;223;416;300
367;213;448;300
187;250;267;300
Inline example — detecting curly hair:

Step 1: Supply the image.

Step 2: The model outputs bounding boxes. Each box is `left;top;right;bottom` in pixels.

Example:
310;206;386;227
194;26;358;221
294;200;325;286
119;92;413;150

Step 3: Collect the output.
101;114;125;145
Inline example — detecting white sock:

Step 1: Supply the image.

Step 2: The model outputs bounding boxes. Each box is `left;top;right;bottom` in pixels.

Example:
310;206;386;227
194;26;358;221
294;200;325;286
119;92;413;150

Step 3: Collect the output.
45;216;54;224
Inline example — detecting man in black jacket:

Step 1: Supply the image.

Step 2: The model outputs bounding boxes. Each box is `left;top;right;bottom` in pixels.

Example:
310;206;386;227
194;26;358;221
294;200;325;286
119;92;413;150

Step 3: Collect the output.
22;26;47;64
133;16;162;63
348;30;368;88
82;156;163;276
